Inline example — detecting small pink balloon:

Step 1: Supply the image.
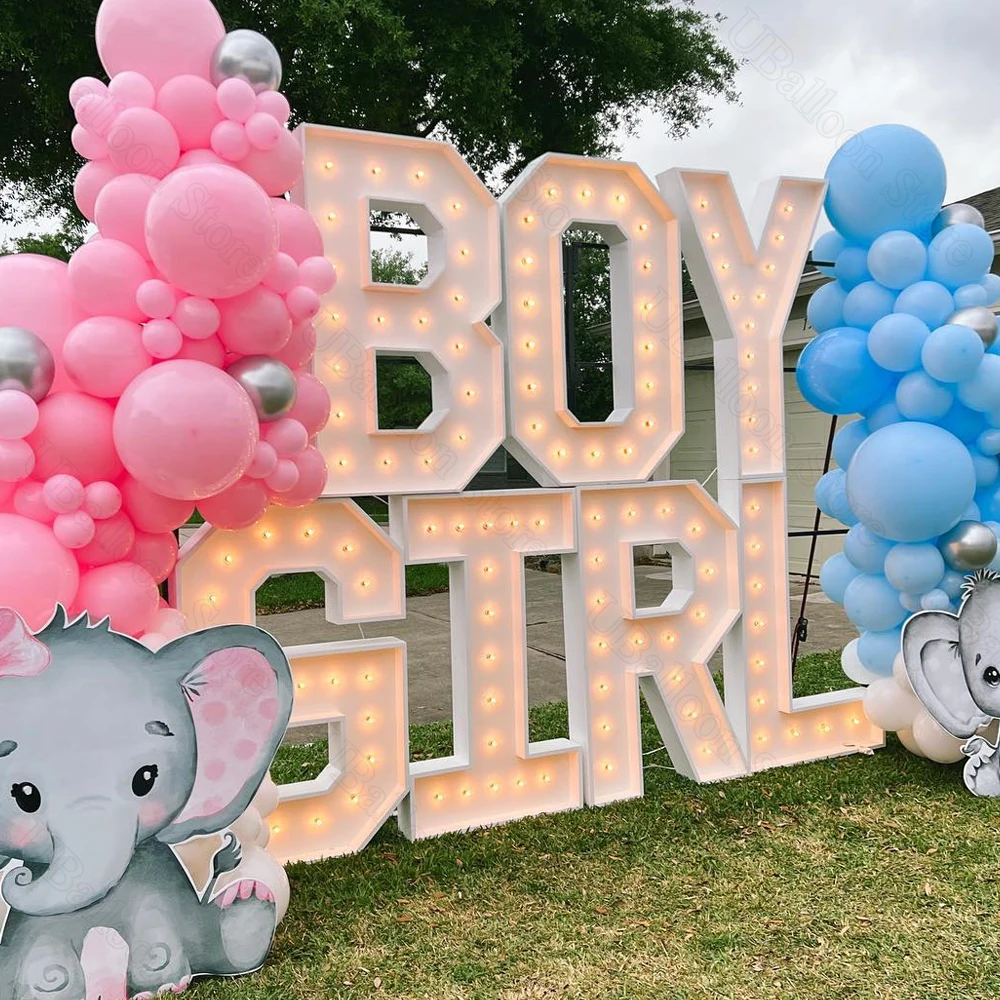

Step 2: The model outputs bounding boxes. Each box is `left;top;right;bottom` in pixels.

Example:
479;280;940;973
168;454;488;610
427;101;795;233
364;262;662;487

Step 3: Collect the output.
298;256;337;295
54;510;97;549
75;160;119;221
43;474;85;514
272;446;328;508
151;606;187;639
28;393;123;485
120;476;193;534
211;119;251;162
73;561;160;637
131;530;179;584
174;335;226;367
177;149;227;169
68;238;151;321
265;460;299;494
145;164;279;300
74;93;124;138
95;175;157;260
245;112;282;152
13;482;54;524
0;440;35;483
288;373;331;436
76;511;137;567
273;199;324;263
72;125;109;161
63;317;152;399
246;440;278;479
142;319;184;360
107;107;181;179
113;361;260;501
256;90;291;125
198;477;270;530
70;77;109;109
136;279;177;319
286;285;321;322
0;514;80;629
238;129;304;197
265;418;309;459
217;287;292;355
274;320;317;370
173;296;220;339
156;75;224;151
0;391;39;441
108;71;156;109
264;253;299;295
83;481;123;519
217;78;258;124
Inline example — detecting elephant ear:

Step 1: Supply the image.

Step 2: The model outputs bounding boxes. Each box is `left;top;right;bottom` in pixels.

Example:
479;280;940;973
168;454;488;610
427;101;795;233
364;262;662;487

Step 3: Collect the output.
156;625;293;845
902;611;990;738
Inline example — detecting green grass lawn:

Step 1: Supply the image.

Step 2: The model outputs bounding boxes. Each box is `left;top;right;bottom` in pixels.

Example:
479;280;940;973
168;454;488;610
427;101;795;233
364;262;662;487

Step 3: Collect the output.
194;651;1000;999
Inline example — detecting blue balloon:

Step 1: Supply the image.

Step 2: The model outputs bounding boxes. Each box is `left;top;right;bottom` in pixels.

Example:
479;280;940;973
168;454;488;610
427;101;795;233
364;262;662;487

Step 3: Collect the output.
920;589;953;611
957;354;1000;412
978;428;1000;455
807;281;847;333
813;231;847;277
835;247;871;288
900;592;924;612
866;400;903;431
884;542;945;593
844;524;894;573
815;469;857;524
893;281;956;328
969;449;1000;488
962;501;982;521
867;230;928;290
820;552;861;604
796;327;896;415
825;125;946;245
843;281;897;329
833;419;869;469
844;574;907;631
941;570;967;601
867;313;930;372
955;283;989;309
938;402;983;443
895;371;954;420
978;484;1000;521
845;422;976;541
921;323;985;383
857;627;903;676
927;224;995;290
982;273;1000;306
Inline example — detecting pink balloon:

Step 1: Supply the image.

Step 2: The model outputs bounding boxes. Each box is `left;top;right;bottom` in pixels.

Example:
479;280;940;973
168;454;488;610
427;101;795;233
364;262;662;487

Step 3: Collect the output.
13;482;54;524
54;511;96;549
43;475;85;514
246;440;278;479
256;91;291;126
174;335;226;367
156;75;224;151
63;317;152;398
95;175;157;259
217;79;258;124
272;446;328;508
177;150;228;170
72;125;109;161
74;160;119;221
120;476;193;533
73;561;159;636
264;252;299;295
265;460;299;494
0;441;35;482
274;320;317;371
114;361;260;501
211;120;251;162
151;606;187;639
142;320;184;359
95;0;226;88
136;279;177;319
70;77;109;109
74;93;124;139
131;530;178;584
245;113;282;152
108;71;156;109
286;285;321;322
198;478;270;530
238;129;304;197
83;481;123;519
145;164;279;300
0;391;39;441
273;199;324;263
68;239;151;321
173;296;220;339
299;256;337;295
288;373;332;436
107;107;180;179
0;515;80;629
76;511;137;567
265;418;309;459
217;287;292;355
28;393;123;485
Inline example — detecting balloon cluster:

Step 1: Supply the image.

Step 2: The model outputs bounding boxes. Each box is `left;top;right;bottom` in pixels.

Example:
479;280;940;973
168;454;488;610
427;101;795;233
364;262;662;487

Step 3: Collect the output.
0;0;333;637
797;124;1000;759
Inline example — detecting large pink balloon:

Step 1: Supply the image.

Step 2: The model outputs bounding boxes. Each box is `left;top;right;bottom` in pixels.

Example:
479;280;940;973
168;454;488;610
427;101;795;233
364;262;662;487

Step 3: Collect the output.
94;173;156;258
68;239;151;321
131;530;179;583
145;165;279;300
95;0;225;88
0;255;84;395
273;199;324;263
114;361;260;501
156;75;223;151
63;317;152;398
120;476;193;533
238;129;303;197
0;514;79;629
198;478;270;530
28;393;123;485
73;561;159;636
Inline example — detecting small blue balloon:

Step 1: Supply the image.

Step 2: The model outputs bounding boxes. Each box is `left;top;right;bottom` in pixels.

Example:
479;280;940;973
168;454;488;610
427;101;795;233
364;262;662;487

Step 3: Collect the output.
957;354;1000;412
867;230;928;290
844;574;906;631
927;223;996;289
884;542;945;593
940;570;967;601
843;281;897;329
895;371;954;420
900;592;924;612
955;283;989;309
824;124;946;245
844;523;894;573
920;589;953;611
857;627;903;676
835;247;872;288
982;273;1000;306
815;468;857;525
921;323;985;383
807;281;847;333
968;448;999;489
978;484;1000;522
962;501;982;521
813;231;847;277
978;428;1000;455
845;421;976;541
796;327;896;416
938;402;983;443
893;281;956;328
867;313;930;372
833;419;869;469
820;552;861;604
866;400;903;431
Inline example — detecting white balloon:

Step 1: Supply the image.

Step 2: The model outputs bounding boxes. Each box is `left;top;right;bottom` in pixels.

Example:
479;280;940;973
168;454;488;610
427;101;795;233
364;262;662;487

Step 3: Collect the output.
912;710;966;763
253;773;280;817
863;678;922;732
256;818;271;849
231;807;263;846
841;638;885;686
896;727;926;758
892;651;908;686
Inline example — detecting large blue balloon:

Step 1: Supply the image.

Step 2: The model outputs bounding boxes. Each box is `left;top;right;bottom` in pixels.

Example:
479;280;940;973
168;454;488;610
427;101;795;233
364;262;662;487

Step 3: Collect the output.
867;231;928;290
807;281;847;333
845;421;976;541
857;627;903;676
843;574;907;631
820;552;861;604
824;124;946;245
927;223;995;289
833;419;868;469
867;313;929;372
895;371;953;420
893;280;955;328
844;523;893;574
796;327;895;415
883;542;945;593
921;324;985;383
843;281;896;329
813;230;847;277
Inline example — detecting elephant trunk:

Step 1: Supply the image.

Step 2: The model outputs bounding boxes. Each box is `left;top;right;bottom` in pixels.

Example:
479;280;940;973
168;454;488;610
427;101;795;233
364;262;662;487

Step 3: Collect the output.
2;799;137;917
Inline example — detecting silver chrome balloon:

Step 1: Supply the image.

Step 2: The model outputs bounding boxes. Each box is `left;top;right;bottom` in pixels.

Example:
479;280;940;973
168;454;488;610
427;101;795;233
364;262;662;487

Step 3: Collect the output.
939;520;998;572
947;306;998;348
210;30;282;93
0;326;55;402
227;356;297;423
932;202;986;236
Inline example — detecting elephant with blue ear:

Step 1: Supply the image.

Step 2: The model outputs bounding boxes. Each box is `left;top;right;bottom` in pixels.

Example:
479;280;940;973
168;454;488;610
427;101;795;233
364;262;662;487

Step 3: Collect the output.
903;570;1000;796
0;605;294;1000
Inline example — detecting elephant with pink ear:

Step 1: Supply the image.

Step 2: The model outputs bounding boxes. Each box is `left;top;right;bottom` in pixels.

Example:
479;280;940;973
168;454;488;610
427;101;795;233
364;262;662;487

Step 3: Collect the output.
0;605;293;1000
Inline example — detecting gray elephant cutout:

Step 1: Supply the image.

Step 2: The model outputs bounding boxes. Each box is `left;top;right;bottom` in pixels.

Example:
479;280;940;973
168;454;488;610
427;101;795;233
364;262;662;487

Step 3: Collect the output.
0;605;294;1000
902;570;1000;797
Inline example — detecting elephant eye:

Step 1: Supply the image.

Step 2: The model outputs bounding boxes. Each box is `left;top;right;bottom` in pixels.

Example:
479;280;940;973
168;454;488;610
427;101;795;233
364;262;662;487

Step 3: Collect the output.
132;765;159;798
11;782;40;814
984;667;1000;687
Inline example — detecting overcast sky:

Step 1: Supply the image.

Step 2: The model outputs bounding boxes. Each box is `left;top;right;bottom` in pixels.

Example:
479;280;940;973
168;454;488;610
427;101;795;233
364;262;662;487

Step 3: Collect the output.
621;0;1000;227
